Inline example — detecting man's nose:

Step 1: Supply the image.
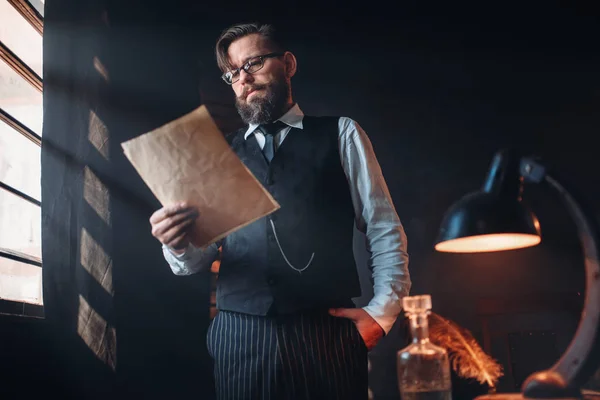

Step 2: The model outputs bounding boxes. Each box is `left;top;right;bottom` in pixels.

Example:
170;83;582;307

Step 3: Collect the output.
239;69;254;85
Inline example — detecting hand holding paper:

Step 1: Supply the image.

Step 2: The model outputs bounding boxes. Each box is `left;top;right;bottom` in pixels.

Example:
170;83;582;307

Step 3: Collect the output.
121;105;280;249
149;203;199;252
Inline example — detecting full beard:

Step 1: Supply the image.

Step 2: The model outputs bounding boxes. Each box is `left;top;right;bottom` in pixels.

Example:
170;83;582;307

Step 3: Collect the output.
235;78;289;125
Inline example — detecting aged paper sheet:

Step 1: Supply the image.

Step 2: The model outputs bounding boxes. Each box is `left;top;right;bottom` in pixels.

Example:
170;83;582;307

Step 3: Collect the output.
122;105;279;248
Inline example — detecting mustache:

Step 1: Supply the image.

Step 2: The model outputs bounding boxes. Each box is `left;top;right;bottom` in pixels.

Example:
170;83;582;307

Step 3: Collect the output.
241;84;267;99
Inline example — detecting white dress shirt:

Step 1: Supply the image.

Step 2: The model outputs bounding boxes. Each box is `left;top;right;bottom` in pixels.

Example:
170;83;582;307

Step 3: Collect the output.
162;104;411;334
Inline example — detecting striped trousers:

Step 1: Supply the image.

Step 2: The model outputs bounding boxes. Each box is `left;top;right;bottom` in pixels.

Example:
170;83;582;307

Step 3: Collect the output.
206;310;369;400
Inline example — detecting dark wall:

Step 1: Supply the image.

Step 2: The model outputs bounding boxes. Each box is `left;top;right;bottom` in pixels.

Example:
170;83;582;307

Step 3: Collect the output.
0;316;57;398
6;1;598;399
39;0;217;398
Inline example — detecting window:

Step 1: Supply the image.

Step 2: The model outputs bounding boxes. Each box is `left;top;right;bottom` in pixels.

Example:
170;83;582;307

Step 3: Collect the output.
0;0;44;314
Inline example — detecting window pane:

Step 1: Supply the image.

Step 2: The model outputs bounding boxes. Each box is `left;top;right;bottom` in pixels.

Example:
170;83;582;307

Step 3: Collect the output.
27;0;44;18
0;257;42;305
0;58;43;135
0;187;40;259
0;0;43;77
0;120;41;200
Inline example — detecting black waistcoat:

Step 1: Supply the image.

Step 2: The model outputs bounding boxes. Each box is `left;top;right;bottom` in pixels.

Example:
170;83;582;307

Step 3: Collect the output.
217;116;361;315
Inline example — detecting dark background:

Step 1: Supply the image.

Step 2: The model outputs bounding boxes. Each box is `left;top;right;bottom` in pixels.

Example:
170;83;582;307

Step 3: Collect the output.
2;0;599;399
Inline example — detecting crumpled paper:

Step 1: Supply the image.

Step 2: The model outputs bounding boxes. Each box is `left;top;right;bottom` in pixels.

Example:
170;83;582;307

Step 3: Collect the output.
121;105;280;248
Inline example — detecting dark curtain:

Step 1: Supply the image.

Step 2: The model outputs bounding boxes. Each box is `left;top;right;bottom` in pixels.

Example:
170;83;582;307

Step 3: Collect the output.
41;0;236;398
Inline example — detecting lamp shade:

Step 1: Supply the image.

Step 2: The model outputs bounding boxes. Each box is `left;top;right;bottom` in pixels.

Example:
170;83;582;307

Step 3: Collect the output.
434;191;541;252
435;150;541;253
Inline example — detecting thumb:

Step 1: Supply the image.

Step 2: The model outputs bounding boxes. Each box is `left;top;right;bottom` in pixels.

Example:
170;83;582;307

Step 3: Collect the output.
329;308;358;320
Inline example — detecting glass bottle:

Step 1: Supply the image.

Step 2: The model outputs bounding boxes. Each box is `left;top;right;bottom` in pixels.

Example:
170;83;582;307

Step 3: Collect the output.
397;295;452;400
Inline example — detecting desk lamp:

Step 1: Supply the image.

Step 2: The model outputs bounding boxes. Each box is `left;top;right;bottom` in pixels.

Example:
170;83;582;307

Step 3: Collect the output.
435;149;600;399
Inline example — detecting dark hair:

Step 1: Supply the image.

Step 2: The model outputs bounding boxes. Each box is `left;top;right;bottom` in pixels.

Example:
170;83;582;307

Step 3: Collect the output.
215;23;284;72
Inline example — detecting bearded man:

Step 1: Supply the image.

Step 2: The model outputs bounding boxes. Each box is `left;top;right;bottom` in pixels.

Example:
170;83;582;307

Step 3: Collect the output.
149;22;411;400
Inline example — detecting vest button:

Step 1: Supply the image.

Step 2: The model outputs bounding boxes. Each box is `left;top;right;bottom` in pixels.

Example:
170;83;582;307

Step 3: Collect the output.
267;277;277;286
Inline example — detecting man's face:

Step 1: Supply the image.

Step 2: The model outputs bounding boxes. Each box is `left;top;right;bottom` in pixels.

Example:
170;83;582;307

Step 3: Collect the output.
227;33;289;125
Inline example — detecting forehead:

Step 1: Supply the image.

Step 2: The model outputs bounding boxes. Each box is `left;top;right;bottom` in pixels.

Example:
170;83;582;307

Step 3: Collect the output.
227;33;273;68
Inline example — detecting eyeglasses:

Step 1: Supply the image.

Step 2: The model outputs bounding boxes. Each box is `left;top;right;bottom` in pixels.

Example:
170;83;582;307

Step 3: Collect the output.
221;52;284;85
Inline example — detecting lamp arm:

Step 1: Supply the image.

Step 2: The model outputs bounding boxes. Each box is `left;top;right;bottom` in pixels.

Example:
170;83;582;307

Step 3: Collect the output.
520;158;600;398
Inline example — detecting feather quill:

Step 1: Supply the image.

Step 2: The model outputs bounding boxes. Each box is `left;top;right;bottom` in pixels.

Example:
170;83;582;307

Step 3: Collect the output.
429;312;503;388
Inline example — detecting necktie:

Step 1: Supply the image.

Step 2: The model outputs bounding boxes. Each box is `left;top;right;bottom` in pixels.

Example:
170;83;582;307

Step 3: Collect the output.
258;120;286;163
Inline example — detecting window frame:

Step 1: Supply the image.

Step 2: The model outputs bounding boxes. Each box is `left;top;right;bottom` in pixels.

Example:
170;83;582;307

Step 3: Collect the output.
0;0;44;316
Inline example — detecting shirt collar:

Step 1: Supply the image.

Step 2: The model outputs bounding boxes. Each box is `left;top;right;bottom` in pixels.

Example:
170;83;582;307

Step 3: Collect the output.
244;103;304;140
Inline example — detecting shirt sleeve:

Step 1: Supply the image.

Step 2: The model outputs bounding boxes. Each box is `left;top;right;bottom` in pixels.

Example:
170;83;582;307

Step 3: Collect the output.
338;117;411;334
162;242;220;275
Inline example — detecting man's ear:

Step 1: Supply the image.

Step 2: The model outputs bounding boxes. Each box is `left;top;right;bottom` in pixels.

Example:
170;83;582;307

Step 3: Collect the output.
283;51;297;78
